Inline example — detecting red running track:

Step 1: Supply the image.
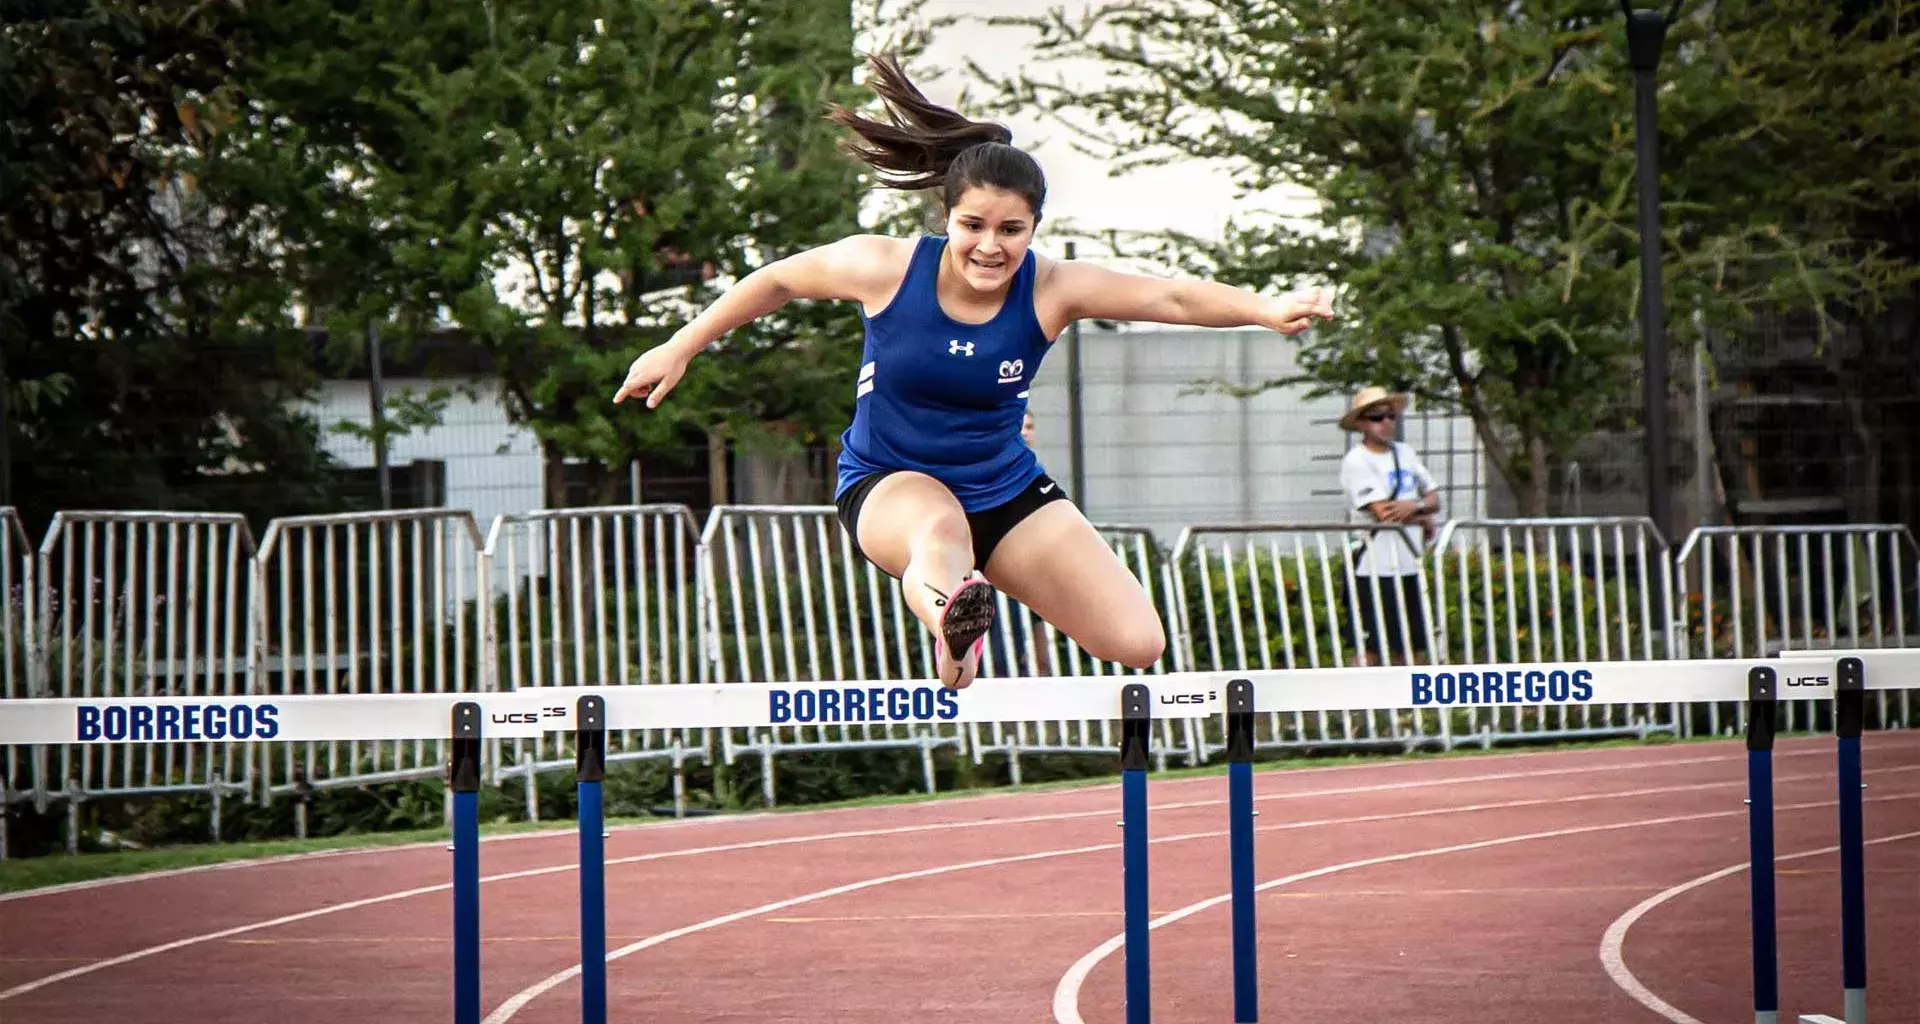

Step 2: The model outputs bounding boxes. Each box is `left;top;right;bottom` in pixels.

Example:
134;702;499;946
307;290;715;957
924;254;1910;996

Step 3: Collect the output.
1;734;1915;1024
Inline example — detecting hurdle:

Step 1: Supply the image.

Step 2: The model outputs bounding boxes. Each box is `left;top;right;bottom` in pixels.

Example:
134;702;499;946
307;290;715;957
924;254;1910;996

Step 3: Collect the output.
0;654;1904;1024
1771;647;1918;1024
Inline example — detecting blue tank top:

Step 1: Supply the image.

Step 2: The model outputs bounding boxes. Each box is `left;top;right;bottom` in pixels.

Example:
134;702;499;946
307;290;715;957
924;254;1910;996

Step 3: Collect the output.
835;235;1052;512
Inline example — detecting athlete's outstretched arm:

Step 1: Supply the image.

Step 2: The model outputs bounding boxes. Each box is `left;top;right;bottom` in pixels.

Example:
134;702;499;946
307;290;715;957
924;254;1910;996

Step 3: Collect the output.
614;235;906;406
1045;259;1334;337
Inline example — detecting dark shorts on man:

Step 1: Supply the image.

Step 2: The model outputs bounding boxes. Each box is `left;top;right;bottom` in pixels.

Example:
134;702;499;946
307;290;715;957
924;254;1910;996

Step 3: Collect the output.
1345;573;1429;656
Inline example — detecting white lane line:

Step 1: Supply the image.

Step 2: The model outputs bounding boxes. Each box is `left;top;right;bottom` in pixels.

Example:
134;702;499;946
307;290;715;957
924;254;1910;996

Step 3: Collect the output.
479;840;1115;1023
1;742;1847;903
1050;791;1920;1024
1598;828;1920;1023
483;768;1914;1023
0;818;714;905
0;878;452;1003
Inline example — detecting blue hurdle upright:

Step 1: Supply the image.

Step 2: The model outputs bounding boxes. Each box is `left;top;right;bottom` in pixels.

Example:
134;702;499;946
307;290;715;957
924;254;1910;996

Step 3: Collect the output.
1118;684;1153;1024
1832;657;1869;1024
448;702;483;1024
1747;667;1782;1024
1795;655;1871;1024
1226;679;1258;1024
577;695;609;1024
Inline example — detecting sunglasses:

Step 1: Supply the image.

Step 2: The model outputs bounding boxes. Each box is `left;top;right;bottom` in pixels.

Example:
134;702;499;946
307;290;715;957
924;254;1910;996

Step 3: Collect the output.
1361;412;1398;423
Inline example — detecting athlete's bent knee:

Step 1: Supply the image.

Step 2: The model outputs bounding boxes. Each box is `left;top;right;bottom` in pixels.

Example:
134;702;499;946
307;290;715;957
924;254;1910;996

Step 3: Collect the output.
905;510;969;550
1119;630;1167;670
1086;626;1166;670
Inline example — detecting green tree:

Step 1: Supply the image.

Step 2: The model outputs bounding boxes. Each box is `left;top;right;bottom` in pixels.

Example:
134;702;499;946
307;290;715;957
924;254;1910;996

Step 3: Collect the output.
975;0;1920;514
1665;0;1920;526
211;0;476;460
306;0;874;508
1;1;344;533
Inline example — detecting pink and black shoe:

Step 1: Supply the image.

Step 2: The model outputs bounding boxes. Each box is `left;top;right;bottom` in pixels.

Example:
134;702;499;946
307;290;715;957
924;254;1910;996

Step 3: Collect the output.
937;577;997;689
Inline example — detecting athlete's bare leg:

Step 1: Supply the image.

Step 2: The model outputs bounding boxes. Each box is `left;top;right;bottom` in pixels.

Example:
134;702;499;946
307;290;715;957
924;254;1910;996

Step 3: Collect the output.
982;501;1165;668
851;472;997;688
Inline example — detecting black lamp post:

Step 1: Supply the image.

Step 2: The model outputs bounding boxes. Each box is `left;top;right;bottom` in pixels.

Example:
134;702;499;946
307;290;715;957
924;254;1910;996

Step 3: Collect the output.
1622;0;1683;542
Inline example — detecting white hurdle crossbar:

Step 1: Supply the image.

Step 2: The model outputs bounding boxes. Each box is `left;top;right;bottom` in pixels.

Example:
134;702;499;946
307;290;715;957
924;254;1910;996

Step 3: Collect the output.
7;658;1890;747
0;654;1909;1024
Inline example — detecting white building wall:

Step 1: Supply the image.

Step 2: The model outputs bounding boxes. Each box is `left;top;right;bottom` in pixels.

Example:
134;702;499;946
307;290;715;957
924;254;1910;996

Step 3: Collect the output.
1024;327;1488;543
304;378;544;535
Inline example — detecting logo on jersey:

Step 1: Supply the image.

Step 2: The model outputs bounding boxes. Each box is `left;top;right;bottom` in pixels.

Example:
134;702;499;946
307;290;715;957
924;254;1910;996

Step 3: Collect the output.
949;340;975;357
998;359;1024;384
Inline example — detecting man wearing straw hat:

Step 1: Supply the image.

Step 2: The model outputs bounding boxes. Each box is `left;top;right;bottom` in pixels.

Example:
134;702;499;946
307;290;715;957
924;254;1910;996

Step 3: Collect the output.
1337;386;1439;665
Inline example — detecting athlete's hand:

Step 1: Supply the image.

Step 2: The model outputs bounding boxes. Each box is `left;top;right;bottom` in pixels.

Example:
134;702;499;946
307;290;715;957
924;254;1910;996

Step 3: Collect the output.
1265;286;1335;336
613;344;690;408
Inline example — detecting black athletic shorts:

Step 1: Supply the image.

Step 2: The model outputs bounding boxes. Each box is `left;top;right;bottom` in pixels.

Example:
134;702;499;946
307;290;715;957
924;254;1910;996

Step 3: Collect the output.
834;471;1073;573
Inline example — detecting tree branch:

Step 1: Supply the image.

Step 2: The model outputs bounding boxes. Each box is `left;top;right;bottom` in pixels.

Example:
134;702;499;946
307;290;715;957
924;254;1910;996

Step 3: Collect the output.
1441;320;1516;485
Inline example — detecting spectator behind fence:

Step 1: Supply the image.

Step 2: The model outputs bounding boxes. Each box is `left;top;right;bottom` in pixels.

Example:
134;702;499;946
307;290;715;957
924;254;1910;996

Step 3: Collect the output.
1338;387;1438;666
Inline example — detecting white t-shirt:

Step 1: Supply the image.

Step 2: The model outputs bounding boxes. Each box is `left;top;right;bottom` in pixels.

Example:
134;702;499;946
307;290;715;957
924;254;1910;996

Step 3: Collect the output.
1340;441;1437;577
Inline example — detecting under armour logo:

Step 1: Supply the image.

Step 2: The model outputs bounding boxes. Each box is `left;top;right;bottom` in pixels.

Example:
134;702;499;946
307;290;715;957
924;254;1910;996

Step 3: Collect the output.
949;339;975;357
998;359;1024;383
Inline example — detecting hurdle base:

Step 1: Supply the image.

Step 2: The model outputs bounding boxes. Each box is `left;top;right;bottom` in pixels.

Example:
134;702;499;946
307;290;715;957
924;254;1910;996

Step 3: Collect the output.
1797;988;1866;1024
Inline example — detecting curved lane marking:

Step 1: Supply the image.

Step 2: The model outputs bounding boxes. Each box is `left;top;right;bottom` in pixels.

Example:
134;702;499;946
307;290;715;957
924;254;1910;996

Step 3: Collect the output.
1050;791;1919;1024
1598;828;1920;1023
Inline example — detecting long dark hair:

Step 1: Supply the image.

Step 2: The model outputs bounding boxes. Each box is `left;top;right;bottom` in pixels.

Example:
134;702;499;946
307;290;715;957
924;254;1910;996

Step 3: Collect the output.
827;54;1047;220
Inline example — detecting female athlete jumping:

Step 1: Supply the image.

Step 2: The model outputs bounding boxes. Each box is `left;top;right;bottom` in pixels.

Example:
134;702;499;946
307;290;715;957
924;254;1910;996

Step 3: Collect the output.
615;55;1333;689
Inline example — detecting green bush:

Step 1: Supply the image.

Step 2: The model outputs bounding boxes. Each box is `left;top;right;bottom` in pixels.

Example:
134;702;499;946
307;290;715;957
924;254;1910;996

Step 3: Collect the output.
1178;544;1678;669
